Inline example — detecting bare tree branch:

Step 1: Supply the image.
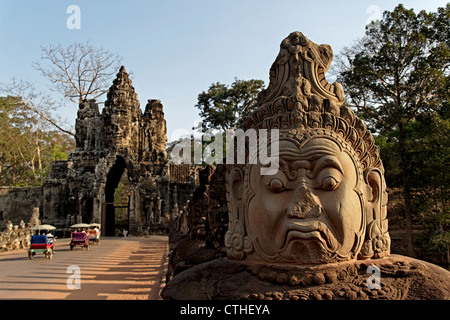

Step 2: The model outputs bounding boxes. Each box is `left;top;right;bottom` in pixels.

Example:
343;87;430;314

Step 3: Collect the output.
33;41;122;103
0;79;75;136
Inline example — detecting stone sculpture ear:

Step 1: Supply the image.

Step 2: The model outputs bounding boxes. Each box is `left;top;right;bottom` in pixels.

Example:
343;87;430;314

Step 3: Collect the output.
225;166;253;260
359;168;390;259
229;167;244;204
366;168;382;204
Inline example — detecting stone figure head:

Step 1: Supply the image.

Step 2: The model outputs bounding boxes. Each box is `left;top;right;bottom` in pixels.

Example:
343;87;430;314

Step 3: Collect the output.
225;32;390;264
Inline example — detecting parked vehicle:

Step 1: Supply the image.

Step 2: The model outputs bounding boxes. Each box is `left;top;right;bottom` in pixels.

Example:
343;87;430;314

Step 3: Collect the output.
87;228;100;245
70;232;89;250
28;234;54;259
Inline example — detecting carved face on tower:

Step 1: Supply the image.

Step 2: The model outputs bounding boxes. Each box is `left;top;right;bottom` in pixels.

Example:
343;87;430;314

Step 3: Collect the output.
225;32;390;264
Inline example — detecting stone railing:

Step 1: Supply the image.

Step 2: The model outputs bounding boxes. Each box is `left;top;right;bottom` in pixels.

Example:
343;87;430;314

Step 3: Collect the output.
0;226;32;252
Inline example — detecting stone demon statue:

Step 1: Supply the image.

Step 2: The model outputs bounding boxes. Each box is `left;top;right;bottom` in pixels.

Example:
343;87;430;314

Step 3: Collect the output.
162;32;450;300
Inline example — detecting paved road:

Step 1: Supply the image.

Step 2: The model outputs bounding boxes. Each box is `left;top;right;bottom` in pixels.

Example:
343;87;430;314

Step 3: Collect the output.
0;236;168;300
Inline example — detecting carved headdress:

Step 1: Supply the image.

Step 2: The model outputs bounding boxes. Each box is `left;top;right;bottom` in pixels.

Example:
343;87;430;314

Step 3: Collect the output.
243;32;382;172
225;32;390;262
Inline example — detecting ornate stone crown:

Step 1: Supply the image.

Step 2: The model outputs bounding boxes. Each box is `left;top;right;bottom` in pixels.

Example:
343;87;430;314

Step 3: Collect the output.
225;32;390;263
242;31;382;173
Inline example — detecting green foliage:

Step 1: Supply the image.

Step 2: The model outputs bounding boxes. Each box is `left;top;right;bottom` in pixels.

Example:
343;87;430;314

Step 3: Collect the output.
408;113;449;193
195;78;265;131
377;112;450;193
114;173;130;231
114;173;130;205
0;96;75;186
416;209;450;263
335;4;449;260
337;4;449;135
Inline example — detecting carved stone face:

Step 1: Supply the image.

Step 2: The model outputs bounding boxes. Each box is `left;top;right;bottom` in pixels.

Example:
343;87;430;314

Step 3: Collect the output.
246;135;365;264
225;32;390;264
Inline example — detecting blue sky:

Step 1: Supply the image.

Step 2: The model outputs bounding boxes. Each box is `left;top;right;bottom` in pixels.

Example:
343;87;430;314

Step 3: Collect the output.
0;0;447;141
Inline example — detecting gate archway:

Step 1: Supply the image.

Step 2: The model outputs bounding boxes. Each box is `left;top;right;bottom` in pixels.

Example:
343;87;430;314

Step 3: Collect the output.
102;202;129;236
102;156;130;236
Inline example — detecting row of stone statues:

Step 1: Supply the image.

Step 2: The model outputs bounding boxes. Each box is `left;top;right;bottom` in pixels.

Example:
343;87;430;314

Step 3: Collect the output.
0;220;32;252
161;31;450;300
0;207;42;252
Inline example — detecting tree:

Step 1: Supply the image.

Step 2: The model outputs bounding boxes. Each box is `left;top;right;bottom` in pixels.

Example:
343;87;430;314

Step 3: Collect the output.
195;78;265;131
0;96;74;186
33;41;122;103
334;4;449;257
0;79;75;136
406;112;449;264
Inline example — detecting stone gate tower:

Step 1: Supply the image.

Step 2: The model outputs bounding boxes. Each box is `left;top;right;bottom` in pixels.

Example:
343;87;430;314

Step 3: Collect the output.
43;66;195;235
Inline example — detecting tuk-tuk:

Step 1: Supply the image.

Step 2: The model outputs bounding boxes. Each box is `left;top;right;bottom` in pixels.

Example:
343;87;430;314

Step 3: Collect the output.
70;231;89;250
28;234;54;259
88;223;101;245
28;225;56;260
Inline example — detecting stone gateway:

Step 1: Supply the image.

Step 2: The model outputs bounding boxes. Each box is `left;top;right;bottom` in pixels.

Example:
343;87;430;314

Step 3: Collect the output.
1;66;197;236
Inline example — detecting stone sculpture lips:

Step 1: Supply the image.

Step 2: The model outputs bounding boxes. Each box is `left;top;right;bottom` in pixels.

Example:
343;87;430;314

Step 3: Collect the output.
278;220;339;253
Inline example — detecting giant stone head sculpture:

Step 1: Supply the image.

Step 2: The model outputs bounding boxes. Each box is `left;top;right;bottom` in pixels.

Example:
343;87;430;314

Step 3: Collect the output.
225;32;390;265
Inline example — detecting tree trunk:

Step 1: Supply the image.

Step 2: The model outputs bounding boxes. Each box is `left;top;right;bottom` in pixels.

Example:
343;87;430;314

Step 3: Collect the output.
447;242;449;268
35;140;43;185
399;122;416;257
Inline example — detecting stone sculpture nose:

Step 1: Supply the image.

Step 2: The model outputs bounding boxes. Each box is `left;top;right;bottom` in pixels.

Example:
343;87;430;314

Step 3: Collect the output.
285;184;321;219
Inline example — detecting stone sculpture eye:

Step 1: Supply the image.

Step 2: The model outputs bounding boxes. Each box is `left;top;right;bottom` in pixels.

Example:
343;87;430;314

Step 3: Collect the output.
267;178;285;193
321;176;340;191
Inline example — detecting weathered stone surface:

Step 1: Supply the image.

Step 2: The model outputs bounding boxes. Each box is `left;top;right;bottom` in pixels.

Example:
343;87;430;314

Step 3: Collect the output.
0;66;198;235
75;99;104;153
102;66;141;156
163;31;450;300
225;31;389;265
142;99;168;163
161;255;450;300
54;66;199;235
166;233;225;281
0;219;32;252
166;164;228;282
0;187;43;229
205;164;228;249
186;164;215;240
